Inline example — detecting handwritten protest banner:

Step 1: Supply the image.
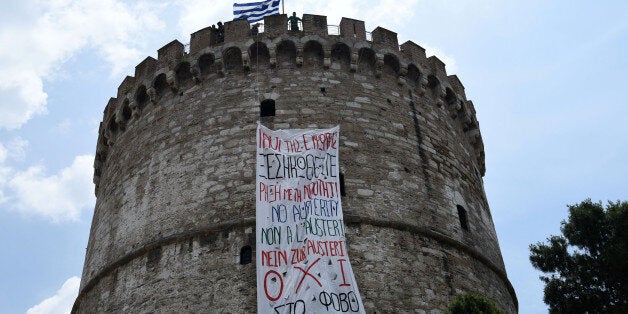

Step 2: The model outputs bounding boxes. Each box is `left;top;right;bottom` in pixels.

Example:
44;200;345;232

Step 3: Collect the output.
256;124;365;314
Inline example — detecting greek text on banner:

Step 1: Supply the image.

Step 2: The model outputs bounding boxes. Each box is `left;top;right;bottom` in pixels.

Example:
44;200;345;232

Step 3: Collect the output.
256;124;365;313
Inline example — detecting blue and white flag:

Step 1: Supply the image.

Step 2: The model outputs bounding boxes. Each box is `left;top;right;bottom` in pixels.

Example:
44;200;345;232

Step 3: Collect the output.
234;0;280;23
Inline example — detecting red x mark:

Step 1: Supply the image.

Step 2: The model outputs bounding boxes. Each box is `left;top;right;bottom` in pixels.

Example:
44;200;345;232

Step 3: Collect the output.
294;257;322;293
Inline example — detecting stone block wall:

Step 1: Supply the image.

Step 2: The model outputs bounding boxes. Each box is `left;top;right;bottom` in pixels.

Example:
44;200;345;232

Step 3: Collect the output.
75;13;515;313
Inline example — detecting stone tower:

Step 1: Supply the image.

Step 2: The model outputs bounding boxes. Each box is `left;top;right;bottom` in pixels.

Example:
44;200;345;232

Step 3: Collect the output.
73;14;517;313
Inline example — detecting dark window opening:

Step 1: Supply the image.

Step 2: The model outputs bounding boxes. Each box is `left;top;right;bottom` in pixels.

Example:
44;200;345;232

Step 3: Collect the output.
457;205;469;231
445;88;456;106
100;133;109;147
122;100;132;121
276;40;297;68
339;172;346;196
198;53;215;76
303;41;324;67
407;64;421;86
154;74;168;96
223;47;243;72
330;43;351;69
108;119;118;133
260;99;275;117
240;245;252;265
383;54;400;76
427;75;440;89
135;86;149;110
357;48;376;74
176;62;193;85
458;100;467;116
248;43;270;70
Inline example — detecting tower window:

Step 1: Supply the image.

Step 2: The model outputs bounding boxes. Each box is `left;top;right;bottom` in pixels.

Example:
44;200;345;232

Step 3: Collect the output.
260;99;275;117
108;119;118;133
427;75;440;89
339;172;346;196
122;100;132;121
240;245;252;265
457;205;469;231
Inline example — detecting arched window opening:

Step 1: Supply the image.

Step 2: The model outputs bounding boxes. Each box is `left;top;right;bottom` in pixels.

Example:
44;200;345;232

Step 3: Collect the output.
95;151;106;163
383;54;400;76
99;131;109;147
153;73;168;97
458;100;468;118
330;43;350;70
303;41;324;67
339;172;346;197
249;42;270;71
108;119;118;133
427;75;440;90
457;205;469;231
407;64;421;86
260;99;275;117
240;245;252;265
94;167;102;177
357;48;376;75
122;100;132;121
276;40;297;68
445;88;456;106
176;62;193;88
198;53;215;76
135;86;149;111
223;47;243;72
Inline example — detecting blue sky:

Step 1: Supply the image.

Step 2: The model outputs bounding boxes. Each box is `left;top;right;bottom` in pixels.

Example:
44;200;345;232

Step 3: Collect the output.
0;1;626;313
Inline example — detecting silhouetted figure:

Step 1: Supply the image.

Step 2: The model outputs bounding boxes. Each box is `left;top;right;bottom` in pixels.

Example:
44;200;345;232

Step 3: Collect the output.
251;23;259;36
287;12;301;31
217;22;225;43
209;24;219;45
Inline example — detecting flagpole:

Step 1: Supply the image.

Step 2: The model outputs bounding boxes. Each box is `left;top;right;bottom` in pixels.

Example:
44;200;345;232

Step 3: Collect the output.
282;0;284;14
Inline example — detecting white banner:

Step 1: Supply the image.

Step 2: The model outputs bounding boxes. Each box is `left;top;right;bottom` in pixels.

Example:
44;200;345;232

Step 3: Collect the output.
256;124;365;314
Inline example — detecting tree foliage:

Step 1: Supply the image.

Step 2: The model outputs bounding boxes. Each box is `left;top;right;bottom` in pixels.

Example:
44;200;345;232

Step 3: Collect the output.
446;292;504;314
529;199;628;313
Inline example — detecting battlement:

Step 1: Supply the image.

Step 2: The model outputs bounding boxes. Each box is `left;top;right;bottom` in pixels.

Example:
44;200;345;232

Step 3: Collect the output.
95;13;485;193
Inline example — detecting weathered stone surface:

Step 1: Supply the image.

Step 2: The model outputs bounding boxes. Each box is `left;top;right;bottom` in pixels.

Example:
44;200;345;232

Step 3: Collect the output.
76;13;515;314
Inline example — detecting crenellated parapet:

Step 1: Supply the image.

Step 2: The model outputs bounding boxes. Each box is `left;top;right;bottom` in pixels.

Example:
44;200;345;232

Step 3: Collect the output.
93;13;486;193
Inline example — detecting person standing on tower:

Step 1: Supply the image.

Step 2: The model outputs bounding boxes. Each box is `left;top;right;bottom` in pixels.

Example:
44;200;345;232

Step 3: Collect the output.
251;23;260;36
217;21;225;43
287;12;301;31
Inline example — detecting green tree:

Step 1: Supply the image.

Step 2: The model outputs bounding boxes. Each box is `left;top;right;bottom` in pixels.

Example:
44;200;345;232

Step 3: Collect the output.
529;199;628;313
446;293;504;314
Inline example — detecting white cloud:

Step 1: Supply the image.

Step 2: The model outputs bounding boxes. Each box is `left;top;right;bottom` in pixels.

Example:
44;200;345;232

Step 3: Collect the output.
0;142;6;164
361;0;420;30
176;0;233;38
0;138;27;166
0;138;28;203
0;0;165;130
27;276;80;314
0;143;9;204
5;137;28;161
54;119;73;134
8;155;95;222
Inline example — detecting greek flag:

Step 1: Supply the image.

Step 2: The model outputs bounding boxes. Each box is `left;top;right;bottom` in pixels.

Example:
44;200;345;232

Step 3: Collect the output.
233;0;280;23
